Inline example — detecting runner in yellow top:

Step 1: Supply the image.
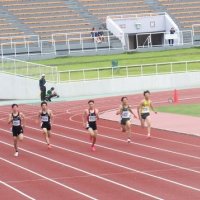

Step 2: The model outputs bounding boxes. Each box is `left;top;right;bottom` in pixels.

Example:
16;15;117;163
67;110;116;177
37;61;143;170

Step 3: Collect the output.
138;90;157;138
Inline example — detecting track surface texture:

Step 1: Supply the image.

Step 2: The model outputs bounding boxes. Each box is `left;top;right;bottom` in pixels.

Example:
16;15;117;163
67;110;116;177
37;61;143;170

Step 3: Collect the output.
0;88;200;200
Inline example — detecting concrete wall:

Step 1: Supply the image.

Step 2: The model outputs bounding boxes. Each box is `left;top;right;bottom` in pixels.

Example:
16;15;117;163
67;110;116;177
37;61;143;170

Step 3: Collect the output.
113;15;166;34
57;72;200;98
107;14;179;34
0;73;53;99
1;72;200;100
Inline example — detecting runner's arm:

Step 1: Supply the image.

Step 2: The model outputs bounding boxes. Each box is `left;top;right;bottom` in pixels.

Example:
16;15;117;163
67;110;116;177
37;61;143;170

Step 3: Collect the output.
116;106;122;115
95;109;100;120
36;111;41;124
20;112;26;127
49;110;54;124
150;102;157;114
8;114;12;124
128;106;137;118
82;109;88;126
137;102;143;120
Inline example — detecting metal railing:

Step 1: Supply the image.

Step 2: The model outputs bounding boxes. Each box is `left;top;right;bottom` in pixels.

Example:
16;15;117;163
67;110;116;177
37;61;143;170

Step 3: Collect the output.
0;57;58;82
58;60;200;82
0;35;40;47
0;39;56;58
52;30;124;54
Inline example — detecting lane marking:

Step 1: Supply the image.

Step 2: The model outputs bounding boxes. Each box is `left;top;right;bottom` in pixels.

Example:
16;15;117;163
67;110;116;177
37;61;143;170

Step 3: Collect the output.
0;140;163;200
0;180;36;200
1;128;200;194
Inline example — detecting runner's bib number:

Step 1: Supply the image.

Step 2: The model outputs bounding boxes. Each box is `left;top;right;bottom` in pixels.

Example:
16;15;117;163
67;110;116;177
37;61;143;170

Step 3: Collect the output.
41;116;49;122
142;107;149;113
13;120;20;126
89;116;96;122
121;111;130;118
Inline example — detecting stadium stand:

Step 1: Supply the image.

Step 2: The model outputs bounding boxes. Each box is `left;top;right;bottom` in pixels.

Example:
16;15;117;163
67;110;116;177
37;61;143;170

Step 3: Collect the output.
0;0;92;40
158;0;200;29
0;0;199;39
0;17;24;37
78;0;153;21
0;0;199;56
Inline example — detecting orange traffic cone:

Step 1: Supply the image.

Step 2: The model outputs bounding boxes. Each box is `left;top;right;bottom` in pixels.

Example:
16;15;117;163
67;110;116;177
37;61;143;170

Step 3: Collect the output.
173;89;178;103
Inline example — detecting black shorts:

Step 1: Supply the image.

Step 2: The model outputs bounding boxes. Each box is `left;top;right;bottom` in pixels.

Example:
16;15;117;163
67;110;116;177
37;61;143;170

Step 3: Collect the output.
12;126;23;137
141;113;150;120
41;122;51;131
121;118;131;125
86;122;97;131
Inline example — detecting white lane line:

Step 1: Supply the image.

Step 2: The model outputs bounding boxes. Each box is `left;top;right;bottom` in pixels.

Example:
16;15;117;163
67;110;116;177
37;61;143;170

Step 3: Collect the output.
2;101;200;149
24;125;200;175
69;112;200;148
0;158;97;199
1;128;200;194
0;180;36;200
53;122;200;161
0;140;163;200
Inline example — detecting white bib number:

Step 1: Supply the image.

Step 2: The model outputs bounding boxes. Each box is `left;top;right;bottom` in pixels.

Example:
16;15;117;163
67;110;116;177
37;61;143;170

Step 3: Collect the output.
121;111;130;118
142;107;149;113
89;116;96;122
41;116;49;122
13;120;20;126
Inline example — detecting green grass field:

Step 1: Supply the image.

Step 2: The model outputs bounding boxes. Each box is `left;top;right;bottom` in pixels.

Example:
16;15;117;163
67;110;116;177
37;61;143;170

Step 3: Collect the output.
35;47;200;81
157;104;200;117
2;47;200;81
34;48;200;71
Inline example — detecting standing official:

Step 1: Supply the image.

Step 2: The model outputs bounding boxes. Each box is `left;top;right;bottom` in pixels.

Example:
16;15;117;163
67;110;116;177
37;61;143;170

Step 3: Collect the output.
39;74;46;101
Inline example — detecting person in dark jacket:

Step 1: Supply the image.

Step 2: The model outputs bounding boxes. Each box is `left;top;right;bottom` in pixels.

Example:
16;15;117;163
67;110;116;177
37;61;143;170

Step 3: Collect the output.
39;74;46;101
169;27;175;46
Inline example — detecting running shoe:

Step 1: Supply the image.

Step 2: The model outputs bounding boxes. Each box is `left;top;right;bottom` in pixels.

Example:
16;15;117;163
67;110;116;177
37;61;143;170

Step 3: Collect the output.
48;144;52;149
91;146;96;152
147;134;151;139
14;151;19;157
127;138;131;143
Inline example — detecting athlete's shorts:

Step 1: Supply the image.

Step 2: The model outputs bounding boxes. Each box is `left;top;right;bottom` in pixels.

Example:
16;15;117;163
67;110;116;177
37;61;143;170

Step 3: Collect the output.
12;126;23;137
41;122;51;131
86;122;97;131
121;118;131;125
141;113;150;120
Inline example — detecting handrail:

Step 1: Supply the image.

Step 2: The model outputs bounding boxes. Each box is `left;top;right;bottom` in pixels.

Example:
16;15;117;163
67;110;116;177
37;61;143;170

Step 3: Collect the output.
0;57;58;83
58;59;200;82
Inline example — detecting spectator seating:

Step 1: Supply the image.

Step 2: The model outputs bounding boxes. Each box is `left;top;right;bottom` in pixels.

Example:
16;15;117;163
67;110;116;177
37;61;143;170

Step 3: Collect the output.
78;0;153;21
158;0;200;29
0;0;92;40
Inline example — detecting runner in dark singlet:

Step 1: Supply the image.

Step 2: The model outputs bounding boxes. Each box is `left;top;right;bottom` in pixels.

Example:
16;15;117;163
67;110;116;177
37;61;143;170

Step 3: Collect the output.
38;101;54;148
116;97;137;143
8;104;25;157
83;100;99;151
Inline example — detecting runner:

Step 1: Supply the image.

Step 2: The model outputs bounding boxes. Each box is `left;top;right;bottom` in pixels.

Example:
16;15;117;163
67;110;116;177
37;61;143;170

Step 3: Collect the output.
116;97;137;143
83;100;99;151
138;90;157;138
38;101;54;148
8;104;25;157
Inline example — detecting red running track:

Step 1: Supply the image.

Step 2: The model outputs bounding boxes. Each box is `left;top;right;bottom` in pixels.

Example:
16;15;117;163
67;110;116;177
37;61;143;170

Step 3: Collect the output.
0;88;200;199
